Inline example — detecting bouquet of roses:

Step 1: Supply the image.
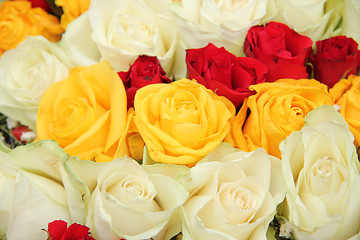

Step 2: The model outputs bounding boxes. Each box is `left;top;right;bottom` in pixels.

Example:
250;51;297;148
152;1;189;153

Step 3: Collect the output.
0;0;360;240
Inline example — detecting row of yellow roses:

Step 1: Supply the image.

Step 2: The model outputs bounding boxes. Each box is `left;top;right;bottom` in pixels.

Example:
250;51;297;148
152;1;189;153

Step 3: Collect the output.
34;60;360;166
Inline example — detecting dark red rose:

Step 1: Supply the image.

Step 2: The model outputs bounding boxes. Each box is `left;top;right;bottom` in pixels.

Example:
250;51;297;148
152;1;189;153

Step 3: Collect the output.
310;36;360;88
118;55;172;108
244;22;313;82
186;43;268;108
47;220;95;240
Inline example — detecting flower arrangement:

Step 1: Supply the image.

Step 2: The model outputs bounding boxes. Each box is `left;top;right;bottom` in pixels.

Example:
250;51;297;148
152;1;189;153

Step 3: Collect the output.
0;0;360;240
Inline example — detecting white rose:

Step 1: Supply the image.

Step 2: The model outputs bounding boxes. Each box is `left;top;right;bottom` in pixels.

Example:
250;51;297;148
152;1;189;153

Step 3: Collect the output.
0;140;91;240
86;157;189;240
179;143;286;240
342;0;360;47
61;0;180;76
280;105;360;240
269;0;342;42
0;36;73;130
169;0;277;55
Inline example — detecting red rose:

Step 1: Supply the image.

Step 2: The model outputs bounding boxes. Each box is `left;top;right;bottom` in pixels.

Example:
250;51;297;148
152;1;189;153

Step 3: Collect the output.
186;43;268;108
47;220;95;240
12;0;51;12
11;125;30;142
244;22;313;82
310;36;360;88
118;55;172;108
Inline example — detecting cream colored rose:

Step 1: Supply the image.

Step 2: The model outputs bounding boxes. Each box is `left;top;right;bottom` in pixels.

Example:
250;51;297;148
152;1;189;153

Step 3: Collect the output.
269;0;342;42
0;36;73;130
180;143;286;240
86;157;189;240
342;0;360;47
280;105;360;239
0;140;91;240
61;0;180;76
169;0;276;55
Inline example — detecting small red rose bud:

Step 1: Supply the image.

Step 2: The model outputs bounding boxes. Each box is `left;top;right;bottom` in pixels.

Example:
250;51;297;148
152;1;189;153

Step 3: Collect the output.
11;125;31;142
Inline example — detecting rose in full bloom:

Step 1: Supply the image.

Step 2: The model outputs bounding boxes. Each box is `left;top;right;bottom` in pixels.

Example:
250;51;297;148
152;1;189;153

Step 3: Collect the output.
180;143;286;240
330;75;360;151
186;43;268;109
61;0;180;76
0;140;91;239
47;220;95;240
268;0;342;42
134;79;236;166
55;0;90;29
0;1;63;55
36;61;133;162
280;105;360;239
86;157;189;240
244;22;313;82
310;36;360;88
226;79;332;159
169;0;277;55
118;55;172;108
0;36;73;130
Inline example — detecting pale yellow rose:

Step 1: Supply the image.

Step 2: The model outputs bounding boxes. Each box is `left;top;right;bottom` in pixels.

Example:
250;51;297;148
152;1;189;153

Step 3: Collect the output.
268;0;343;42
330;75;360;152
0;140;92;240
35;61;134;162
0;1;63;55
61;0;181;77
86;157;189;240
134;79;235;166
0;36;73;130
226;79;333;159
180;143;286;240
280;105;360;239
55;0;90;29
342;0;360;47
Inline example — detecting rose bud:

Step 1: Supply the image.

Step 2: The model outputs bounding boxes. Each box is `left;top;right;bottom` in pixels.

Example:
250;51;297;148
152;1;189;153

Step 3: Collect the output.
310;35;360;88
118;55;172;108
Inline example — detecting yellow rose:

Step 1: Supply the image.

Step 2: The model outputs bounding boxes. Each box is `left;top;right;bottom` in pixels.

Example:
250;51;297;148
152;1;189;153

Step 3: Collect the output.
226;79;333;158
36;61;133;162
330;75;360;150
0;1;63;55
55;0;90;29
134;79;236;166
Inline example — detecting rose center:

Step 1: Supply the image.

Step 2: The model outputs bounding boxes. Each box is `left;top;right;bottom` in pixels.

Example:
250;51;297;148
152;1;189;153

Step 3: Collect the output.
109;14;156;52
106;174;161;212
307;158;346;196
219;182;259;224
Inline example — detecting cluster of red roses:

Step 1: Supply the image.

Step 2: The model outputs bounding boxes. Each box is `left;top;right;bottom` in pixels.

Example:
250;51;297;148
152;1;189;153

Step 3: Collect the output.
120;22;360;110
